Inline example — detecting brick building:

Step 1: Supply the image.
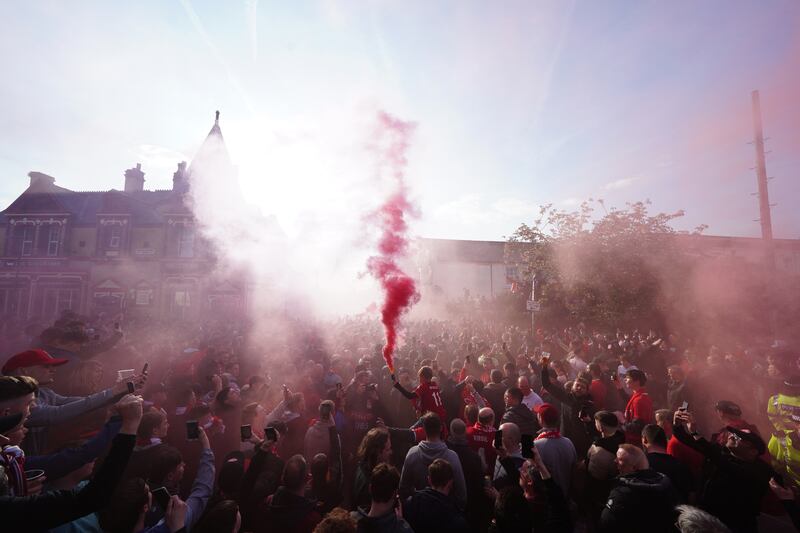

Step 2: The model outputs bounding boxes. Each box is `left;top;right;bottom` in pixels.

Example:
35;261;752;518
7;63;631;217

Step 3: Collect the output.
0;113;247;321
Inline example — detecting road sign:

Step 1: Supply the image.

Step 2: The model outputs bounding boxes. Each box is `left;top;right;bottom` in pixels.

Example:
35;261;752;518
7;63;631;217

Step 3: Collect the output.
526;300;541;312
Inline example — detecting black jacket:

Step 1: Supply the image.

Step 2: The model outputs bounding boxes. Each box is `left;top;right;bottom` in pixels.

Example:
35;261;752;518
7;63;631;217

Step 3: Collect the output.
404;487;470;533
501;404;541;437
600;469;678;533
238;447;286;532
541;367;597;457
262;486;321;533
447;437;492;529
0;433;134;532
482;383;508;421
646;451;693;502
673;423;774;533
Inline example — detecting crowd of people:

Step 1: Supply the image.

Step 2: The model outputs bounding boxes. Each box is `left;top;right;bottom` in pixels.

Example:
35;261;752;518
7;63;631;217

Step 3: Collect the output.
0;309;799;533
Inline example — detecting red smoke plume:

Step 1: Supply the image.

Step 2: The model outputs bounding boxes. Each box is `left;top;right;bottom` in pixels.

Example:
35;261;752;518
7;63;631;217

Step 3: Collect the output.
367;111;420;374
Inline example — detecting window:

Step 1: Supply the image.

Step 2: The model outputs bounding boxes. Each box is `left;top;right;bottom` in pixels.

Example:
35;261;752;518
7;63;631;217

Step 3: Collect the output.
505;266;519;279
10;224;36;257
47;225;60;256
177;225;194;258
109;226;121;248
0;288;26;314
42;288;76;317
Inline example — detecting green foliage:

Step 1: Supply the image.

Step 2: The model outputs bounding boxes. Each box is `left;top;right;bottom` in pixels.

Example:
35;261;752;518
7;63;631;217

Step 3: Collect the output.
506;199;706;329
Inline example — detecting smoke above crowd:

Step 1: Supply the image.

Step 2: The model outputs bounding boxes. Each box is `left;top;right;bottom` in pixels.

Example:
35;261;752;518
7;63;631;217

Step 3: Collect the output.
185;108;423;356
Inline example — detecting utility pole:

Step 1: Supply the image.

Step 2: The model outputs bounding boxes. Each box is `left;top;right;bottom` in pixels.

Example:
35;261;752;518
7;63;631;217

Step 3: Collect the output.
751;90;776;270
750;90;777;337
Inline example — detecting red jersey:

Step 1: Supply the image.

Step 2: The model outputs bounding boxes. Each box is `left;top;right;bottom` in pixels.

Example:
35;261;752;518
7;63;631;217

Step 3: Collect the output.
589;379;607;410
414;381;447;421
624;388;654;444
467;422;497;474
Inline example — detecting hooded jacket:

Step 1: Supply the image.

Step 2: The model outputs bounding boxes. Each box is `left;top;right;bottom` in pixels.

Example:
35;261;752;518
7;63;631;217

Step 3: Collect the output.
502;404;541;437
351;508;414;533
304;417;336;460
404;487;470;533
399;440;466;507
599;469;678;533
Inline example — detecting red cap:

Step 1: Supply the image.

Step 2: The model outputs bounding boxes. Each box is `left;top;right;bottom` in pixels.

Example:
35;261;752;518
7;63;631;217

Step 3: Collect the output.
2;349;69;375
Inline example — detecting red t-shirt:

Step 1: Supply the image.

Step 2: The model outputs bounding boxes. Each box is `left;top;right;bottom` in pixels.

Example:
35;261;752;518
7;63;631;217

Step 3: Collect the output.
467;423;497;474
414;381;447;422
667;434;704;482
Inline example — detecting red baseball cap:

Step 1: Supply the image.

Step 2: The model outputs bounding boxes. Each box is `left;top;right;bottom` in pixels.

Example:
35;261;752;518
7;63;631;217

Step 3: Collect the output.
2;349;69;375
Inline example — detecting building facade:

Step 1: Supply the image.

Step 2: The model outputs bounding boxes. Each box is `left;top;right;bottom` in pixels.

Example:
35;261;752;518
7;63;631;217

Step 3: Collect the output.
0;115;247;322
417;234;800;302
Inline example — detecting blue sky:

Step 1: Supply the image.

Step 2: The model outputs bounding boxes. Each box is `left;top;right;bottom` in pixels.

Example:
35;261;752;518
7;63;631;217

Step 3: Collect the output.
1;0;799;241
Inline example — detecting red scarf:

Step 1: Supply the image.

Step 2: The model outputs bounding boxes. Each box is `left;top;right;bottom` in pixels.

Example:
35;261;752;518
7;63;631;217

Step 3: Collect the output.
535;429;561;440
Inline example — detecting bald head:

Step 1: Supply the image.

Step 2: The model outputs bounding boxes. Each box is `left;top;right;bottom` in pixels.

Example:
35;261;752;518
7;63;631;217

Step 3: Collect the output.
616;444;648;475
499;422;520;453
478;407;495;426
517;376;530;388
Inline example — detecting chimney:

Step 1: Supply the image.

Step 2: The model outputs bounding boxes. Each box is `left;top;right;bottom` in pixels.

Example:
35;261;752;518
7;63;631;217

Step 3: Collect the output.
124;163;145;193
173;161;189;194
28;171;56;189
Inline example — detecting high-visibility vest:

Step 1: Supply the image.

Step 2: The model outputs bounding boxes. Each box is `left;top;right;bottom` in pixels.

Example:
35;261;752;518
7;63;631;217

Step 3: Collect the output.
767;393;800;433
769;432;800;487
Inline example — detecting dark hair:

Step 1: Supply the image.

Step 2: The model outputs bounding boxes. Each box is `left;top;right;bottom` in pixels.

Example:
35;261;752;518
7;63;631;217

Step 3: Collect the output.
588;362;602;376
217;456;245;497
98;477;149;533
421;412;442;438
428;458;453;488
642;424;667;448
594;410;619;428
137;410;166;440
626;369;647;385
369;463;400;503
0;376;39;402
60;328;89;345
311;453;328;496
148;445;183;485
39;327;64;345
356;427;390;470
506;387;523;403
192;500;239;533
282;454;308;492
490;369;503;383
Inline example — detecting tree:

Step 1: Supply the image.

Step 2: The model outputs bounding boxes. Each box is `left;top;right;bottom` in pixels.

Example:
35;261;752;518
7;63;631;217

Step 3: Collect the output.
506;199;706;331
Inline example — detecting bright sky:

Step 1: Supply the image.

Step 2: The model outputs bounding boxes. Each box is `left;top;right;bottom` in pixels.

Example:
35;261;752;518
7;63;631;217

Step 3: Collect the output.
1;0;799;241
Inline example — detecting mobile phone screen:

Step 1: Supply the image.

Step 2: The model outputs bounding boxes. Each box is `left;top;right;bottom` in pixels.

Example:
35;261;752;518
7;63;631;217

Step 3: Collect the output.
521;434;534;458
142;362;149;375
186;420;200;440
126;381;135;394
151;487;170;510
264;426;278;442
493;429;503;449
240;425;252;442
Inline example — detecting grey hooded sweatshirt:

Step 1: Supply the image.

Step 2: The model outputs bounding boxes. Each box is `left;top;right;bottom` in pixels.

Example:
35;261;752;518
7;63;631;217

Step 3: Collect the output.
399;440;466;508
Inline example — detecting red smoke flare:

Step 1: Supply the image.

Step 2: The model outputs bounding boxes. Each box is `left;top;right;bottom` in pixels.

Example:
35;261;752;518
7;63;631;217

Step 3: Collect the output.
367;111;420;374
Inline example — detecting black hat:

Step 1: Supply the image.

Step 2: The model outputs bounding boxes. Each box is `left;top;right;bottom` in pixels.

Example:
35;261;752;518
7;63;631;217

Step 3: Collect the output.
0;412;23;435
726;426;766;455
715;400;742;417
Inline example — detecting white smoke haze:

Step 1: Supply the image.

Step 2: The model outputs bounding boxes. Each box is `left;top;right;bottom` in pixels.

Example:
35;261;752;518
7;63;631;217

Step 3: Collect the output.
186;105;423;340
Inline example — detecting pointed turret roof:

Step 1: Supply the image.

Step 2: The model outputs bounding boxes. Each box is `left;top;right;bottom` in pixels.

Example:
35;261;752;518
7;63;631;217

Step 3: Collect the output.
190;110;233;173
